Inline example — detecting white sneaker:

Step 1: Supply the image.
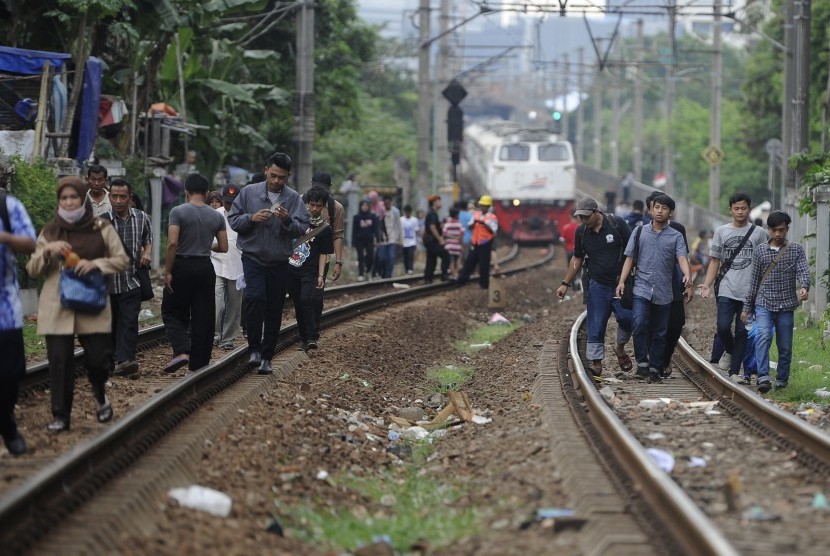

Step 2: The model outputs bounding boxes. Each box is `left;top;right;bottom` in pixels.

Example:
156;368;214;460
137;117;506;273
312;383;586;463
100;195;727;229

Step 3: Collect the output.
718;352;732;371
406;270;414;275
357;275;366;282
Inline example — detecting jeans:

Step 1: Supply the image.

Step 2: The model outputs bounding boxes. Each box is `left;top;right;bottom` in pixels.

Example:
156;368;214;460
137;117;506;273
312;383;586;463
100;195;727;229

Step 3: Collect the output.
242;256;288;360
585;279;632;361
631;296;671;370
110;287;142;363
716;296;747;374
214;276;243;345
402;246;416;272
754;306;794;384
376;243;398;278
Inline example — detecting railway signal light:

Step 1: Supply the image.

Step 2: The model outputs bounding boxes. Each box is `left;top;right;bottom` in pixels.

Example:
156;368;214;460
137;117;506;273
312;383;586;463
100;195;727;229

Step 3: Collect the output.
552;110;562;121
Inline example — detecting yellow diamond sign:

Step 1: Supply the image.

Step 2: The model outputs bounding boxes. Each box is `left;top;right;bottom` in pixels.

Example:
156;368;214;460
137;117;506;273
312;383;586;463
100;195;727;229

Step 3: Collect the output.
702;144;725;166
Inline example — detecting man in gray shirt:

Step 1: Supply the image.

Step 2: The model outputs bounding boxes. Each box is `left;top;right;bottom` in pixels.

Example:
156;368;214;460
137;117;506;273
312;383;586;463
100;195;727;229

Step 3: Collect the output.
698;192;768;380
162;173;228;374
617;194;691;383
228;152;309;374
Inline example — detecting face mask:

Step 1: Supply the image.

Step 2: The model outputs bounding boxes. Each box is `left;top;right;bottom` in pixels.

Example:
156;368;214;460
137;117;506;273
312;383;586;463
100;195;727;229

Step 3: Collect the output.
58;205;86;224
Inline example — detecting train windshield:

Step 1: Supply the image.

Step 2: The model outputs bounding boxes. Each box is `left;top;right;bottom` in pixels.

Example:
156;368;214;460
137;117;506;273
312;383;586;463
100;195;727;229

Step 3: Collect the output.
538;144;571;161
499;144;530;161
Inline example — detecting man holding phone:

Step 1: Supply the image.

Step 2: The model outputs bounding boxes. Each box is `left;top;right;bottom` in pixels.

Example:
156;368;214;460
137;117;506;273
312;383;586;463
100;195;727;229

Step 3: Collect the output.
228;152;309;374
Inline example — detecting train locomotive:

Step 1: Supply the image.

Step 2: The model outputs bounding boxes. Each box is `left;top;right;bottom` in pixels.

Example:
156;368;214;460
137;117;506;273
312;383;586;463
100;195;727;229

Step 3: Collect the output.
461;120;576;243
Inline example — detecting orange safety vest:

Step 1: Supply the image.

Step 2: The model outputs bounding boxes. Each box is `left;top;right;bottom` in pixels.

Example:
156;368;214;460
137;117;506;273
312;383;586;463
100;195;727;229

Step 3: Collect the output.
470;210;498;245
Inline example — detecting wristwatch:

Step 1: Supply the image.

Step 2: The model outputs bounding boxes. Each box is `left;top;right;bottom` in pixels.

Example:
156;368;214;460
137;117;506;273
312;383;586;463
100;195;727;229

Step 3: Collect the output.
561;280;571;288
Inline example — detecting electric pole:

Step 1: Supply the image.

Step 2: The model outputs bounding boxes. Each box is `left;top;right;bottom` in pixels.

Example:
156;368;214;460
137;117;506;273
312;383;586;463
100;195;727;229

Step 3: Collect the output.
435;0;451;194
416;0;431;204
592;66;602;169
663;1;677;193
294;0;314;193
709;0;722;212
563;53;570;140
577;47;585;162
633;19;643;181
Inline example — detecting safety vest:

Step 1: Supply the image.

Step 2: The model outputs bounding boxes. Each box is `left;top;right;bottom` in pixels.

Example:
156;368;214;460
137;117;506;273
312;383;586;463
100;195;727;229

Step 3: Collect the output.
470;210;498;245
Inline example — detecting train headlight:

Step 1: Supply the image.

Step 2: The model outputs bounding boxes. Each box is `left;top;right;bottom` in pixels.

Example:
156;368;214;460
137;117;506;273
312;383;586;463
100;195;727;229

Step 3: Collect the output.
512;199;521;207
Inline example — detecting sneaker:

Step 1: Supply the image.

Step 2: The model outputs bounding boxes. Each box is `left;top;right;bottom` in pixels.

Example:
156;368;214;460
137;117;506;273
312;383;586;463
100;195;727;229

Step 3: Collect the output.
648;367;662;383
757;379;771;394
113;360;139;377
406;270;414;275
775;381;788;389
248;351;262;364
219;343;235;351
636;364;650;377
3;432;26;456
47;419;70;433
163;354;189;374
258;360;273;375
729;374;747;385
357;275;366;282
718;352;732;371
306;341;318;351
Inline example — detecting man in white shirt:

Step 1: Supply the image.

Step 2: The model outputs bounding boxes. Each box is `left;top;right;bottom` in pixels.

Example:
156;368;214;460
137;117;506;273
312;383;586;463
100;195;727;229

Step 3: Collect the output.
211;184;244;349
85;165;112;216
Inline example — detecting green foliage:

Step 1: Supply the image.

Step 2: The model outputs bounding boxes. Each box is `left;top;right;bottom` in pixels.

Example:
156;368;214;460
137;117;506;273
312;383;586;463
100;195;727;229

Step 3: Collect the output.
286;468;478;552
5;155;57;287
426;365;475;392
764;316;830;405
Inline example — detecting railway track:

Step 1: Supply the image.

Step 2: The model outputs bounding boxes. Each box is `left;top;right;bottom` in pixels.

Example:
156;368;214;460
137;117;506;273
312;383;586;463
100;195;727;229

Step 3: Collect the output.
0;244;551;554
21;245;523;391
562;311;830;555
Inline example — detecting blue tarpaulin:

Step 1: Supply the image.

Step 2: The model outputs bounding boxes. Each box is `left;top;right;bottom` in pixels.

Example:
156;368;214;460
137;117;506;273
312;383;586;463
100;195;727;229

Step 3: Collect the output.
75;57;102;163
0;46;71;75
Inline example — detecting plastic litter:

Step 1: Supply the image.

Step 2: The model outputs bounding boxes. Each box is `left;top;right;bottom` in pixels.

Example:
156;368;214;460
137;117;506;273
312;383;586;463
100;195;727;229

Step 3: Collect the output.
469;342;491;350
812;492;829;510
536;508;575;519
387;430;400;442
809;364;823;372
471;415;492;424
391;282;411;289
138;308;155;321
743;505;781;521
265;518;284;536
639;399;668;410
687;456;707;468
815;388;830;398
646;448;675;473
487;312;510;325
315;470;329;481
400;426;429;441
168;485;232;517
647;432;666;440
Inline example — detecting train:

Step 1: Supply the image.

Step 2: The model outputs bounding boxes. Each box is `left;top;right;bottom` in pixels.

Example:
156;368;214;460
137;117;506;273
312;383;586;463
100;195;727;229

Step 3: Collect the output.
460;120;577;243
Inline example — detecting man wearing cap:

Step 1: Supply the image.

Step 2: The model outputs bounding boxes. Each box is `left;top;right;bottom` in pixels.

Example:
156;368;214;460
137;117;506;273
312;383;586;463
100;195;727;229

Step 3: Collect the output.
308;172;345;281
455;195;499;289
423;194;449;283
211;184;244;350
556;196;633;377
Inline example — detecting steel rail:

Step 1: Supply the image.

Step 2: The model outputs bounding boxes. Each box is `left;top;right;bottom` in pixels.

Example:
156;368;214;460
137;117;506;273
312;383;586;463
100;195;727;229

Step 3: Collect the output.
20;244;521;389
568;311;738;556
0;244;546;553
675;336;830;466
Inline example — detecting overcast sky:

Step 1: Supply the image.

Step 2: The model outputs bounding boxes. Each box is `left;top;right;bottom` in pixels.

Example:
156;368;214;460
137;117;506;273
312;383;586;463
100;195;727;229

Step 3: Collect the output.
356;0;410;37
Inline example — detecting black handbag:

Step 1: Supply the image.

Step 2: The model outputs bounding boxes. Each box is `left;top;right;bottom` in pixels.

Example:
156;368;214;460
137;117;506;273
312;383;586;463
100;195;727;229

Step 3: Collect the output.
60;269;107;314
136;264;154;301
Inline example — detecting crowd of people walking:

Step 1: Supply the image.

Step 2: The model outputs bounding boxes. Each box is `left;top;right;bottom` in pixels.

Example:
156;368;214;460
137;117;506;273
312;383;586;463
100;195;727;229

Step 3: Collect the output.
0;150;813;457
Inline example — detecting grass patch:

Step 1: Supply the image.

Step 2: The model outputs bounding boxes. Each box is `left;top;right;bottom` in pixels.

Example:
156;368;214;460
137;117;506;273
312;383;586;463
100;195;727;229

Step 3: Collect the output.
285;468;478;552
23;322;46;359
426;365;475;392
762;317;830;404
453;321;522;354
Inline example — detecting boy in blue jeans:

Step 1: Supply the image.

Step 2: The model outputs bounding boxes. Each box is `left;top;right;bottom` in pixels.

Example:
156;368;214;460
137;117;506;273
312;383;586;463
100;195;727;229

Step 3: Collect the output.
741;211;810;393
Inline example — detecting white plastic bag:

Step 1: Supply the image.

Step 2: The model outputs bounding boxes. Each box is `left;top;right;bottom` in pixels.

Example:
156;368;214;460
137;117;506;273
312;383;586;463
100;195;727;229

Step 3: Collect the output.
168;485;232;517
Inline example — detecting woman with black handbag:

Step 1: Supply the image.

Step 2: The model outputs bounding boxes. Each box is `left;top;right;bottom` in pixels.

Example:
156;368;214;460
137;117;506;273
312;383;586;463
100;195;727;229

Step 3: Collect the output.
26;176;129;432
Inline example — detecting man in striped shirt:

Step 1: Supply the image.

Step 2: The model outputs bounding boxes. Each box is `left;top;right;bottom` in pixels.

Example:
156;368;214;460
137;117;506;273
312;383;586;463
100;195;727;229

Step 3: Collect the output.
106;178;152;376
741;211;810;393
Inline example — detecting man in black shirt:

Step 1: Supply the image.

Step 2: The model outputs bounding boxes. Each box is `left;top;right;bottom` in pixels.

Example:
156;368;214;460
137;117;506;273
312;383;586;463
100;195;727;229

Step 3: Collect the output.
556;196;633;377
422;194;449;283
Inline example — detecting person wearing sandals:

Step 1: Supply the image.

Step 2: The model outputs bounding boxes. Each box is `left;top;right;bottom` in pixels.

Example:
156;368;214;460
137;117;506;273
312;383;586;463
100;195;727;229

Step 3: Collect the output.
556;196;634;377
26;176;130;432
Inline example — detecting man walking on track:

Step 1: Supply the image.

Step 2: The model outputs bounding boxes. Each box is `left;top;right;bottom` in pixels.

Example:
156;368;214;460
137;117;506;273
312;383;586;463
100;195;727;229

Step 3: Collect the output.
556;196;633;378
455;195;499;289
228;152;309;375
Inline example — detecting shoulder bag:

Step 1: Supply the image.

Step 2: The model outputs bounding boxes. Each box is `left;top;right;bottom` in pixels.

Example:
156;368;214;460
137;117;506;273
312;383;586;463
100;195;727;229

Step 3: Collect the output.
606;215;640;310
748;243;791;307
60;268;107;314
101;211;154;301
713;224;756;297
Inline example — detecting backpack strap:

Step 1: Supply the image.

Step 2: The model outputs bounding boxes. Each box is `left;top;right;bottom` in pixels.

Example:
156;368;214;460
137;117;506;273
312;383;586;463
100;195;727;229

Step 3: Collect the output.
328;196;336;227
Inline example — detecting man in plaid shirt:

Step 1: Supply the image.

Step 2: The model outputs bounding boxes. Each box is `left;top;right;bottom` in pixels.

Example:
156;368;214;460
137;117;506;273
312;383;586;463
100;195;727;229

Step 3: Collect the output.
106;178;153;377
741;211;810;393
